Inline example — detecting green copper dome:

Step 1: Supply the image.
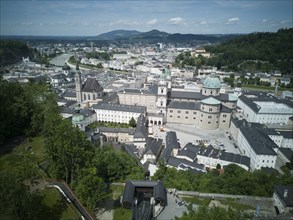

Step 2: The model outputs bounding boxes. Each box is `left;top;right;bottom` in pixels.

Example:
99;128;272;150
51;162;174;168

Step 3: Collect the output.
203;73;221;89
72;105;84;124
72;114;84;124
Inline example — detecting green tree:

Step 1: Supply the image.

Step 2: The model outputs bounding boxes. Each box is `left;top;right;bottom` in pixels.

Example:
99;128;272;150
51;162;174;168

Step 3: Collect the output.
129;117;136;128
43;104;94;183
75;170;109;209
0;172;43;220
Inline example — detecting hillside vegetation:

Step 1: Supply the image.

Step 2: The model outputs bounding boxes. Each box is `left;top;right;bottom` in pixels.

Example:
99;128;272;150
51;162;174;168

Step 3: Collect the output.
0;40;33;66
205;28;293;74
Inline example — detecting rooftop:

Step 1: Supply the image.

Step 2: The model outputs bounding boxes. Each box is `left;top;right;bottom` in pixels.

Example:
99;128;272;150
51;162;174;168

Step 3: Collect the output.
93;103;146;113
82;77;103;92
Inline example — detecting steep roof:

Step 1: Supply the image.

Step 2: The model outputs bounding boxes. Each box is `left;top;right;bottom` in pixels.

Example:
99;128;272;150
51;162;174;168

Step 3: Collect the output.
144;138;163;158
160;131;178;162
240;127;278;155
275;185;293;207
122;180;167;208
219;152;250;168
93;103;146;113
82;77;103;92
134;114;148;139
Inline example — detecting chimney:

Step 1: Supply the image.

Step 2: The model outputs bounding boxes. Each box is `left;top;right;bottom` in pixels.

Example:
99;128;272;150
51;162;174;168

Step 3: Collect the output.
284;189;288;198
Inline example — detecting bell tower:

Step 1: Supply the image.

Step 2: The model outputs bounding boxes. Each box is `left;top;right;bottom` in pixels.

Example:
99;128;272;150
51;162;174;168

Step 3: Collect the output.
75;63;82;103
157;80;167;115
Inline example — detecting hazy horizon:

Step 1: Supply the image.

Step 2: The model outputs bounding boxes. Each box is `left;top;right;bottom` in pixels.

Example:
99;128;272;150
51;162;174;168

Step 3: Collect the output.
1;0;292;36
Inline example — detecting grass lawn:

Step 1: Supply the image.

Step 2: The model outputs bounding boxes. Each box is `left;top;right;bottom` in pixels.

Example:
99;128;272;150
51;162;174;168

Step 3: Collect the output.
220;198;255;211
181;196;211;206
0;136;47;173
40;188;80;220
104;184;132;220
242;85;293;92
113;205;132;220
89;121;132;129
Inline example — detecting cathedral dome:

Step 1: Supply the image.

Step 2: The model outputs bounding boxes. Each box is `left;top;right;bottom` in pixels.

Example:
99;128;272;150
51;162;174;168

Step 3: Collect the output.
203;73;221;89
72;105;84;124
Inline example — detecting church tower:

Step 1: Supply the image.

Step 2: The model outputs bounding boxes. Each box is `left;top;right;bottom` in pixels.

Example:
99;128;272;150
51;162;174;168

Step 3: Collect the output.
157;69;168;115
75;63;82;103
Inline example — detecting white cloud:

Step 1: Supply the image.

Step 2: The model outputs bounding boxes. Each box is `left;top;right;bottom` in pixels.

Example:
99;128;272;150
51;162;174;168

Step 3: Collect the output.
169;17;184;25
109;20;140;27
200;21;207;25
146;19;158;26
226;17;240;25
262;19;268;23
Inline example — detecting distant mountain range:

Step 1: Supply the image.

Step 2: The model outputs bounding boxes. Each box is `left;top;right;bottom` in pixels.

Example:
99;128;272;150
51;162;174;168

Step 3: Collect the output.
88;29;243;43
1;29;243;44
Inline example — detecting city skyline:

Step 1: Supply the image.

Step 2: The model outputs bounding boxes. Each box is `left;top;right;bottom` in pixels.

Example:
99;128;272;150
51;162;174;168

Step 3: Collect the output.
1;0;292;36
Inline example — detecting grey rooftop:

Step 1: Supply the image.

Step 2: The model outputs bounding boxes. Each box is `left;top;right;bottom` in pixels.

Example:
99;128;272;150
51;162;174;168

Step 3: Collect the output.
93;103;146;113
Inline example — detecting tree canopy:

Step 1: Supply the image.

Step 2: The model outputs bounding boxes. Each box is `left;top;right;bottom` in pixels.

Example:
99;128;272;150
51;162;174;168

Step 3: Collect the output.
153;163;293;197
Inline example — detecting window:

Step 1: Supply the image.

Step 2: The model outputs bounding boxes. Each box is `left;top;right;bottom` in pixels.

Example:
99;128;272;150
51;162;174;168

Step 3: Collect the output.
223;114;227;118
161;89;164;93
202;107;205;110
193;117;196;119
201;114;203;117
208;122;211;124
223;120;226;122
210;91;212;95
209;108;212;112
88;94;90;100
177;110;181;113
170;115;172;118
208;116;212;119
193;112;197;115
200;120;202;122
170;110;173;113
216;121;218;123
185;117;188;119
177;116;180;118
185;111;189;114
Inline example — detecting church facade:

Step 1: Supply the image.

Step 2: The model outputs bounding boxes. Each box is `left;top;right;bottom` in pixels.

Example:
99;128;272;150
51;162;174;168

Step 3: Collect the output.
118;72;237;130
75;65;104;107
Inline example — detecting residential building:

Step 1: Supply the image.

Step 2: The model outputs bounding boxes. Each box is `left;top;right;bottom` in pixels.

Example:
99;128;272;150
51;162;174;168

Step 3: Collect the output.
273;185;293;214
92;103;146;124
237;92;293;125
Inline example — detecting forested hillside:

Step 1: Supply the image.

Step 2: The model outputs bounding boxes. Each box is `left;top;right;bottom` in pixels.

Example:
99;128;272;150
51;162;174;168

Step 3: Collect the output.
205;28;293;74
0;40;33;66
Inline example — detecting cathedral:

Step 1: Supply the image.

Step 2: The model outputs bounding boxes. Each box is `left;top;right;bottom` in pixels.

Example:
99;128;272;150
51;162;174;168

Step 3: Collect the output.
75;64;104;107
118;72;237;130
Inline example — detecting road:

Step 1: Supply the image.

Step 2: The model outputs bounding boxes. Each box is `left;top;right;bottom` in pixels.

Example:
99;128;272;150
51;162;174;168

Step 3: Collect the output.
47;181;95;220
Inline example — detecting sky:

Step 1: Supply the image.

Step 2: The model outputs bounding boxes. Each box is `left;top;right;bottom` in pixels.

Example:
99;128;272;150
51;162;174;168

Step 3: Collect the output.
0;0;292;36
